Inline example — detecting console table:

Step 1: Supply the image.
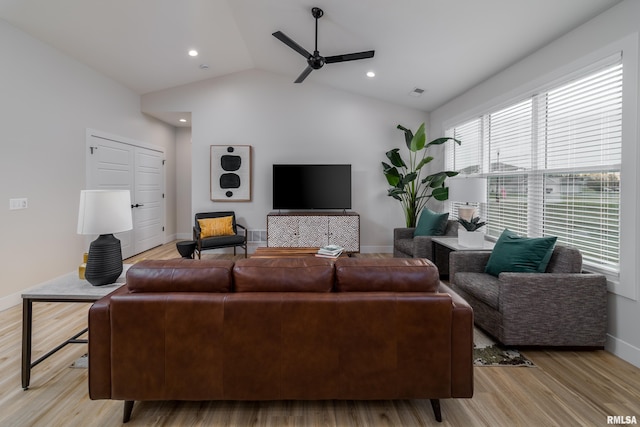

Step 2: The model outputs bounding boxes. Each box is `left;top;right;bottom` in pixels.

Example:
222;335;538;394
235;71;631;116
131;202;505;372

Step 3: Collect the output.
21;266;129;389
267;211;360;253
431;237;494;278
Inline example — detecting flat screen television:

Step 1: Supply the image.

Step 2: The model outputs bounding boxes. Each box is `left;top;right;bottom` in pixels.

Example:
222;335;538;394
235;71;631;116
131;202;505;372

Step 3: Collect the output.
273;164;352;210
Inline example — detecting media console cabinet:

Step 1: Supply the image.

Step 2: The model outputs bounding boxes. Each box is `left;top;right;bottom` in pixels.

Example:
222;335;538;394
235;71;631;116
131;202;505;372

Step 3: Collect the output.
267;212;360;253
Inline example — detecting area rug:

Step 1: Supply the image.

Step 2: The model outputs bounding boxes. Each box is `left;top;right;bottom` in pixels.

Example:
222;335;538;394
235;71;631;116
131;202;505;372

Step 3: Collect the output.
70;353;88;369
473;328;535;367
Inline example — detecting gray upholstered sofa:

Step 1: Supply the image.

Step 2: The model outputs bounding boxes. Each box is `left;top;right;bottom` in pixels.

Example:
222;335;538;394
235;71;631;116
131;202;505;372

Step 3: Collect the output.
449;245;607;347
394;220;458;260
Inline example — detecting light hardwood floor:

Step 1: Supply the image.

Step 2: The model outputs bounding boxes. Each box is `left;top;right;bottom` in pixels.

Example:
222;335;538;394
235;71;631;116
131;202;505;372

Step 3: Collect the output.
1;242;639;426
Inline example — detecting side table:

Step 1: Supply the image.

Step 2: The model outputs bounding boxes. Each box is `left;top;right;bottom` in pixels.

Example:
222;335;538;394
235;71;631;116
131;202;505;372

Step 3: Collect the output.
21;266;129;389
431;237;495;279
176;240;197;258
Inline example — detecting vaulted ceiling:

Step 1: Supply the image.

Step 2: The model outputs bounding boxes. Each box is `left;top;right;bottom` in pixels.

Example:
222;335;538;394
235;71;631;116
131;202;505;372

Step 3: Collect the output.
0;0;621;119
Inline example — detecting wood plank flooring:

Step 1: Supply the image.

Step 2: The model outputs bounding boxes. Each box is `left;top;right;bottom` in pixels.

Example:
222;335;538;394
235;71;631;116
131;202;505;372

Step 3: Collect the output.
1;242;639;426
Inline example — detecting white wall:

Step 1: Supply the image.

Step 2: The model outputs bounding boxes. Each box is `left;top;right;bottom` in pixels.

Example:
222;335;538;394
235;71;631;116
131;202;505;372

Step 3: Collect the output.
142;69;428;252
176;127;192;238
0;19;177;308
430;0;640;368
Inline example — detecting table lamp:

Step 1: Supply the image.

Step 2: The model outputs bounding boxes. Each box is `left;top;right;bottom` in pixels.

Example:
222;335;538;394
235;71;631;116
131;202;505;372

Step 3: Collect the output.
77;190;132;286
447;177;487;221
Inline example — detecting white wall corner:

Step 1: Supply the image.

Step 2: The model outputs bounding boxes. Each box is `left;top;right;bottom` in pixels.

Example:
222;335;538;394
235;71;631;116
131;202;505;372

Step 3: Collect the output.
606;333;640;369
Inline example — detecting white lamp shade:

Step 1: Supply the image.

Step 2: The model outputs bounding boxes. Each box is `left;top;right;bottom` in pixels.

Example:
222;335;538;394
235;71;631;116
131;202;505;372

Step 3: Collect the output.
447;177;487;203
77;190;133;235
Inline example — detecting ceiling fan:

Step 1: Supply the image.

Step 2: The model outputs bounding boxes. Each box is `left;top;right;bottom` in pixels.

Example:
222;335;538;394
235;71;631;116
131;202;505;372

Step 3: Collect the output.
272;7;375;83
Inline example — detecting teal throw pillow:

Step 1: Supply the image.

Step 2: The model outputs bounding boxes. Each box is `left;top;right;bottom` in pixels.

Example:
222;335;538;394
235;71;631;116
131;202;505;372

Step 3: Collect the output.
484;229;557;277
414;209;449;237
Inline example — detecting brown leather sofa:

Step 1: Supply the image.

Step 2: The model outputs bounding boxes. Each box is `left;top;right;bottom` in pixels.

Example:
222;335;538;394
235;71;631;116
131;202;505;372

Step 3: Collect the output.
89;257;473;423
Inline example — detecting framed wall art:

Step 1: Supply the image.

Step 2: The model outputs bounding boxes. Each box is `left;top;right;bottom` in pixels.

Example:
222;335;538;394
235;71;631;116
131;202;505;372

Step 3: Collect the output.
210;145;252;201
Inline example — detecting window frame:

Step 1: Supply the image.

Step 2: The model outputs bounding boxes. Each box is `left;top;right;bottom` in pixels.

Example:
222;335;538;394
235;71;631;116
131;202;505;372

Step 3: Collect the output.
441;34;638;300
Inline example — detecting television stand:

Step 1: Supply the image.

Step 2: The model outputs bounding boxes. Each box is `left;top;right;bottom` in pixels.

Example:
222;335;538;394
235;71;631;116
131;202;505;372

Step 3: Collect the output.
267;211;360;253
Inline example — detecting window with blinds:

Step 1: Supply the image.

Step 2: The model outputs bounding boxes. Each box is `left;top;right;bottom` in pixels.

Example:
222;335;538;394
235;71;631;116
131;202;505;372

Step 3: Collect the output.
445;59;623;274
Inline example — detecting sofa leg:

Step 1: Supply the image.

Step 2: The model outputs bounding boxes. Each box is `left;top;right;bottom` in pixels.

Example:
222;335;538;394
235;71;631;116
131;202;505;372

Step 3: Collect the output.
430;399;442;422
123;400;134;423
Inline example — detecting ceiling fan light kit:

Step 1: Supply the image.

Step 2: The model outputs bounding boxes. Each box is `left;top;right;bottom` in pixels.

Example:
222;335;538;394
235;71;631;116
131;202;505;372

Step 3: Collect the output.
272;7;375;83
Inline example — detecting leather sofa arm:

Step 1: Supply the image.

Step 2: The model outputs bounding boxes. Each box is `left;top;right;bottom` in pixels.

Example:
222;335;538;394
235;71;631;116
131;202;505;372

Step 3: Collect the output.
449;251;492;282
439;283;472;310
498;272;607;346
88;285;129;399
439;283;473;398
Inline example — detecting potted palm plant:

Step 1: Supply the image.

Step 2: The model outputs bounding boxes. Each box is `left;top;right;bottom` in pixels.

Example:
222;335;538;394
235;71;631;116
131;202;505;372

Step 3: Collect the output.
382;123;460;227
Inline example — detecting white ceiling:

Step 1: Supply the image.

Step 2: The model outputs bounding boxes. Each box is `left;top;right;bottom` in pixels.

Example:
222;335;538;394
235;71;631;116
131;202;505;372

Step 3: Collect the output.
0;0;621;126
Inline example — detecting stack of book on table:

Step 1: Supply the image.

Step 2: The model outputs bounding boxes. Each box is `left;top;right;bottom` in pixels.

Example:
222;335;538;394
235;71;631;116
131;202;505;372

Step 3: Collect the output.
315;245;344;259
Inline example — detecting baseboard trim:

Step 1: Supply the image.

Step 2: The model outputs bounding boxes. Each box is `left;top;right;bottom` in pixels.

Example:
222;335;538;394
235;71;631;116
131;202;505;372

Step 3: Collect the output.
606;333;640;369
0;292;21;312
360;245;393;254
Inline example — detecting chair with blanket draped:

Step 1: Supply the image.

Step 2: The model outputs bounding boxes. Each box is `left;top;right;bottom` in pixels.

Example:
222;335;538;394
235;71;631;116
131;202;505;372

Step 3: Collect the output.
193;212;247;259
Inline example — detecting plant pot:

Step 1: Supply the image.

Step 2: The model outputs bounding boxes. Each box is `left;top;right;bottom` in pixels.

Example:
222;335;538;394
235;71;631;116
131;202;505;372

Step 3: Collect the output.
458;229;485;248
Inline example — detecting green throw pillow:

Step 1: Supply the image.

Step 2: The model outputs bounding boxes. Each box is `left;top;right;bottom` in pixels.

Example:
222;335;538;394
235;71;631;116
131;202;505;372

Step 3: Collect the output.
484;229;557;277
414;209;449;237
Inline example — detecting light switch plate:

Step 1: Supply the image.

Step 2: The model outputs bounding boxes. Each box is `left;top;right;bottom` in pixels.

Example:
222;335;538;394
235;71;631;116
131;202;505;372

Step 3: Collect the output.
9;198;28;210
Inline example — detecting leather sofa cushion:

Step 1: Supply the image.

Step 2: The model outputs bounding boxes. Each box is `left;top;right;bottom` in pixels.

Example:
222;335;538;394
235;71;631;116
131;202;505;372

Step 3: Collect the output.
126;259;234;293
453;272;500;310
334;258;440;292
233;257;335;292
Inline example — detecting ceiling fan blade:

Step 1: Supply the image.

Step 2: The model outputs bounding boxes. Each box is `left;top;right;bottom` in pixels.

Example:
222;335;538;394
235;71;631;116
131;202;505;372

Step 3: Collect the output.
294;66;314;83
272;31;311;59
325;50;375;64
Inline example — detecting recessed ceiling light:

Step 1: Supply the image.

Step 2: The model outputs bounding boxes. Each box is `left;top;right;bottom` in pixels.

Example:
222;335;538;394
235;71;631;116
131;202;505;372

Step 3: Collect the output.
188;50;198;57
366;71;376;78
179;119;187;123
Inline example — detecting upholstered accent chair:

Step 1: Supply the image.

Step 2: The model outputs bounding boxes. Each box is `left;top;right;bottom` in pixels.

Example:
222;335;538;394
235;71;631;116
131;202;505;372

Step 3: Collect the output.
393;219;458;260
448;245;607;347
193;211;247;259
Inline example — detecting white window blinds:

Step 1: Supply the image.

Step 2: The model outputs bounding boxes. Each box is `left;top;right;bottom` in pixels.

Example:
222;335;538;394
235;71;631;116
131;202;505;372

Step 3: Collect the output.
446;118;482;174
540;63;622;272
445;59;623;274
486;100;533;237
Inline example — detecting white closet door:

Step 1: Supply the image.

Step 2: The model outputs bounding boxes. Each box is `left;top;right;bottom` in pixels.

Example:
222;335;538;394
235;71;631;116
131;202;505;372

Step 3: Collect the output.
87;135;135;258
133;147;164;254
87;133;164;259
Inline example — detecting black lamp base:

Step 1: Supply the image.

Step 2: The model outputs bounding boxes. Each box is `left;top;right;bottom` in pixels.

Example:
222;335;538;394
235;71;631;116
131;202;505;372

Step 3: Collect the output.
85;234;124;286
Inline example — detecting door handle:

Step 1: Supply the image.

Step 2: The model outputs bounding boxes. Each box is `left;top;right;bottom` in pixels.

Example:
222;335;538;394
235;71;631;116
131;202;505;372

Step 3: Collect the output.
131;203;145;208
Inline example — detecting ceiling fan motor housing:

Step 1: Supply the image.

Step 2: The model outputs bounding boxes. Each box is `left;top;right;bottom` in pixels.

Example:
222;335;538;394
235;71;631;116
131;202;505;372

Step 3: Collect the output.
309;53;325;69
